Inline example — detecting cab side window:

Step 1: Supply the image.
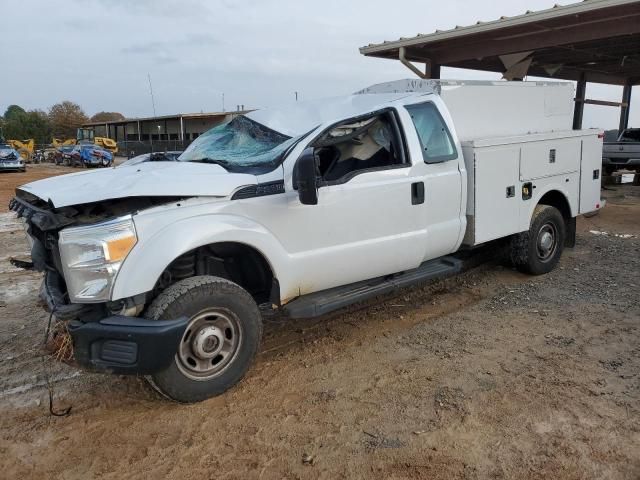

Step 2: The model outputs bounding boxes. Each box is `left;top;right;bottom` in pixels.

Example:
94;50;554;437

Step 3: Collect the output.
312;111;406;183
405;102;457;163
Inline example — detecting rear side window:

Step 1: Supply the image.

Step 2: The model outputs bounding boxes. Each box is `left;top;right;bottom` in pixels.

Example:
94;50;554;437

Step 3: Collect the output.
405;102;457;163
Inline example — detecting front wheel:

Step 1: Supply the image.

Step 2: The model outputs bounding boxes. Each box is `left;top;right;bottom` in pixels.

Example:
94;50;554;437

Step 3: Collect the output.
510;205;566;275
144;276;262;403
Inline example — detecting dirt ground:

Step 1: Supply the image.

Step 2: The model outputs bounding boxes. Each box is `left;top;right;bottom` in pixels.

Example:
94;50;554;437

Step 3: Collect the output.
0;163;77;208
0;165;638;479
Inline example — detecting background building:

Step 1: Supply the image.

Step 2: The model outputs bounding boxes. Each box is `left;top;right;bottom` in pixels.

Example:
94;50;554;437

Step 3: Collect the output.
82;110;249;156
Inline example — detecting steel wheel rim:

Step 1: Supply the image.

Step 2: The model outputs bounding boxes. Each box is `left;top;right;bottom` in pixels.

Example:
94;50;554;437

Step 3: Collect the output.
176;308;242;381
536;222;558;262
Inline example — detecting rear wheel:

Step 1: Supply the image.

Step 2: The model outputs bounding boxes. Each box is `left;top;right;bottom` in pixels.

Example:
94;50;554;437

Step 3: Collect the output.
510;205;566;275
144;276;262;403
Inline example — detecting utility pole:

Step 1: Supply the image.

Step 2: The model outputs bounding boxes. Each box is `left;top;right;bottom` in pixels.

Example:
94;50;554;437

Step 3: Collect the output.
148;73;157;117
222;93;225;112
295;91;299;101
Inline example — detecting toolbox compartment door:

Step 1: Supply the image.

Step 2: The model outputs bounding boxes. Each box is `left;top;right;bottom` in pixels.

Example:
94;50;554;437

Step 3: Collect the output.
471;145;521;244
520;138;580;181
578;134;603;214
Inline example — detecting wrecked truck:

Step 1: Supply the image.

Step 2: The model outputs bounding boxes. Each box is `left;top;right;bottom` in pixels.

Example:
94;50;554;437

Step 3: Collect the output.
10;79;603;403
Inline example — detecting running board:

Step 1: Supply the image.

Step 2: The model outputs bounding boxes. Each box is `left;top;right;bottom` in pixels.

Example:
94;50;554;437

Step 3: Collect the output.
282;256;462;319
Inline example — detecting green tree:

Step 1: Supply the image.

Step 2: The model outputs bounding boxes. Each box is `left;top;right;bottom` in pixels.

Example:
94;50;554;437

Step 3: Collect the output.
4;105;26;122
23;110;53;144
90;111;126;122
49;101;89;139
2;106;52;144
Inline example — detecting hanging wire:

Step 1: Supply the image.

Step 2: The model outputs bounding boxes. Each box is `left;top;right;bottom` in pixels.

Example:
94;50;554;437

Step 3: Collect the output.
42;307;72;417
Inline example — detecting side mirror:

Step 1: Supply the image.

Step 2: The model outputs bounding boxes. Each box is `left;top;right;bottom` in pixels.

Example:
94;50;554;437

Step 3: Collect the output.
293;147;319;205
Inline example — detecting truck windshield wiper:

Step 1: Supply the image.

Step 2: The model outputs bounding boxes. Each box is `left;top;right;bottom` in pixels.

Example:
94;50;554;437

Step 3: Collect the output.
188;158;231;170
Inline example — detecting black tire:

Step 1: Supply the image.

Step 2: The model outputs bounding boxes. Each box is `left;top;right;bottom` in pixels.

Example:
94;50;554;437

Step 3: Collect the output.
144;276;262;403
510;205;566;275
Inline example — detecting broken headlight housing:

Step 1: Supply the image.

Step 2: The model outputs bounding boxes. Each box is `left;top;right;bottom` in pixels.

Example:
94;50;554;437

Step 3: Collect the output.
58;216;137;303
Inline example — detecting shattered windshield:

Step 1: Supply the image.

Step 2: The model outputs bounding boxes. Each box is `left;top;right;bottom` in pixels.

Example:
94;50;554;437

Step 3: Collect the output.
178;115;298;173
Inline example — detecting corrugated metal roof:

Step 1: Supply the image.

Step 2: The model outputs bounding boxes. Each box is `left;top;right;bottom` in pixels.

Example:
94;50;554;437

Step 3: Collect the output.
360;0;638;54
360;0;640;85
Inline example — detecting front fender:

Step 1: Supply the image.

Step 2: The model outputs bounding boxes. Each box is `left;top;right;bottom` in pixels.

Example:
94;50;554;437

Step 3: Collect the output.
111;211;292;301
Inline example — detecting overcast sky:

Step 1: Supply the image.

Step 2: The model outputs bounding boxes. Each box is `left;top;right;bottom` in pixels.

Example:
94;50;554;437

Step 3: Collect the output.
1;0;636;129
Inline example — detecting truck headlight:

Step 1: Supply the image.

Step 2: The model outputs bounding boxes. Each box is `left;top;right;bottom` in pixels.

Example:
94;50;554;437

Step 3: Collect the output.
59;216;137;302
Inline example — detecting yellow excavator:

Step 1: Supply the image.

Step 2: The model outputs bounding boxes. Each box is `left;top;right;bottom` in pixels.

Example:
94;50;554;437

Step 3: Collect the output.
51;138;77;147
50;128;118;155
8;129;118;163
7;139;35;162
76;128;118;155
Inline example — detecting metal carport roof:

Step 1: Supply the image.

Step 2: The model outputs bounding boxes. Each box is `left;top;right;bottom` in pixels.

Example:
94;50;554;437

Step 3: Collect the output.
360;0;640;131
360;0;640;86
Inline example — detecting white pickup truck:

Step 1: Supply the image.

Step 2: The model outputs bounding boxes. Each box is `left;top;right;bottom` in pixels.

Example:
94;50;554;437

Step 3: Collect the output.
11;80;603;402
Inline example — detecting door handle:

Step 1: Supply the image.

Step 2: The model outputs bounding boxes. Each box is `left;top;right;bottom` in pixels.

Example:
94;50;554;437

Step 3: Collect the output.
411;182;425;205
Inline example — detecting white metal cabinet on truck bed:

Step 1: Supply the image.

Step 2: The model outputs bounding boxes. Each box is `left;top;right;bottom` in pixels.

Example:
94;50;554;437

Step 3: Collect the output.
11;79;602;402
463;130;602;245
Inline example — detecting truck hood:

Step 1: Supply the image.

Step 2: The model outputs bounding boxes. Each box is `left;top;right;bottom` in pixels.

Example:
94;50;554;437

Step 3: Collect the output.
18;161;259;208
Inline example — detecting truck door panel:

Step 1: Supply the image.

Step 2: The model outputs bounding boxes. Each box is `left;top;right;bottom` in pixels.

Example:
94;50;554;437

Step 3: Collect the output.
287;169;428;295
400;100;464;260
262;110;430;296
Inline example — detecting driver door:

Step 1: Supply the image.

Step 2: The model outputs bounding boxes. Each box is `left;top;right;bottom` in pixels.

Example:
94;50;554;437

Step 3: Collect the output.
266;109;431;295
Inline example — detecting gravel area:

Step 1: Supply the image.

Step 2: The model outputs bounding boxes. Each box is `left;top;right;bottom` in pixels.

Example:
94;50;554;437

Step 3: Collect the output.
0;168;638;479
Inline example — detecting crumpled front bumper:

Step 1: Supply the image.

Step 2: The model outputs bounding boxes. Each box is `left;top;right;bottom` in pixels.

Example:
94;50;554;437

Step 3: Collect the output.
68;316;188;375
41;270;188;375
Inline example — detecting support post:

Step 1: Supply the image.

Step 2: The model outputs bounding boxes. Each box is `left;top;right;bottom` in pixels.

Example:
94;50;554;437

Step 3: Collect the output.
164;119;168;142
431;63;441;80
619;82;632;134
425;61;441;79
573;73;586;130
137;121;141;141
399;47;427;79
